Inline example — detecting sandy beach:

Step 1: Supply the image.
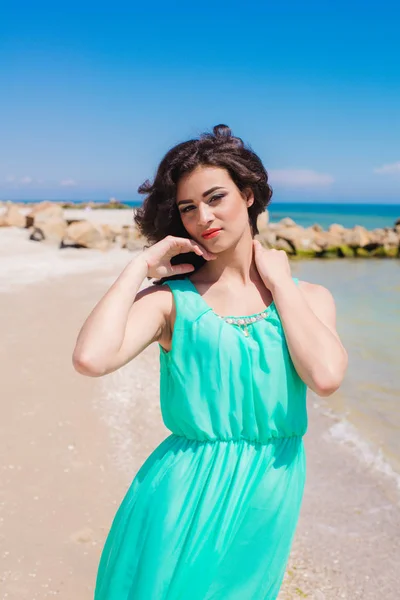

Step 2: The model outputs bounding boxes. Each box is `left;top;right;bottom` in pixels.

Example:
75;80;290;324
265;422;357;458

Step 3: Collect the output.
1;227;399;599
63;207;137;227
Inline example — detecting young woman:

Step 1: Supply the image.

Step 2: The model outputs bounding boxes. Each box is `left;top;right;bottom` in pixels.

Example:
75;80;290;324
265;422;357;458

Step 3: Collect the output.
73;124;348;599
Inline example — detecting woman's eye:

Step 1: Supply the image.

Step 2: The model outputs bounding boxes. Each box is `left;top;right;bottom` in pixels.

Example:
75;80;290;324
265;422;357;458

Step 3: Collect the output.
181;194;224;214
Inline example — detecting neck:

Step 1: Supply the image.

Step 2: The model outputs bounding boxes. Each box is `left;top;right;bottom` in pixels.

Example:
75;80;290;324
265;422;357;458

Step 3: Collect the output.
197;231;261;286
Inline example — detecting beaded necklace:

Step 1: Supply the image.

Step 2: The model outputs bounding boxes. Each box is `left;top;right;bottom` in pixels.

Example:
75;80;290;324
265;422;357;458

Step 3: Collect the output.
185;278;272;338
216;310;269;337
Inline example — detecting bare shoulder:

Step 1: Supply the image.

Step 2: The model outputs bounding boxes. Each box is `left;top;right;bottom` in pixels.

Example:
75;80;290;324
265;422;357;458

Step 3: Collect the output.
134;281;175;348
297;280;337;326
134;281;174;318
297;280;335;304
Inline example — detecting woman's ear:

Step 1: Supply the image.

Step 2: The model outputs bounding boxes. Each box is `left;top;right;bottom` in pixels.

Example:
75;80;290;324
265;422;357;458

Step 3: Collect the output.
242;187;255;208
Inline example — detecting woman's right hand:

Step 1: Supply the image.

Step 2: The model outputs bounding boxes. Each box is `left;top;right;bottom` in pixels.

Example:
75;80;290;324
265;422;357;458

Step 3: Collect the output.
141;235;217;279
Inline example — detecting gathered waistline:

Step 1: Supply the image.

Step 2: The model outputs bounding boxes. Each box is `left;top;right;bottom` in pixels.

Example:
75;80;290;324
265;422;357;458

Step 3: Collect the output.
169;432;305;446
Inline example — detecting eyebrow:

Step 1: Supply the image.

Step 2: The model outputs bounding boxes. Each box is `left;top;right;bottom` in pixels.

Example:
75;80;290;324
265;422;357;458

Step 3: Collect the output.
177;186;225;207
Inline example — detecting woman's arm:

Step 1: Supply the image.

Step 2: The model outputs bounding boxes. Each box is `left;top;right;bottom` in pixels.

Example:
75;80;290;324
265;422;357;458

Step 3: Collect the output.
72;235;214;377
272;278;348;397
72;255;168;377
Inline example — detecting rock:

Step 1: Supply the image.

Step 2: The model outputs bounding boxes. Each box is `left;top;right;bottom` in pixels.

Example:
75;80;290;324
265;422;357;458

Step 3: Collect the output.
328;223;346;235
0;204;27;228
276;226;320;254
62;220;112;251
328;223;347;240
29;217;68;245
266;222;280;231
257;230;277;248
313;231;344;251
120;225;146;251
25;202;64;228
27;201;62;216
275;225;304;241
382;229;399;247
295;248;322;259
366;245;398;258
99;224;121;243
364;227;400;250
337;245;355;258
383;246;399;257
24;204;64;229
311;223;323;232
278;217;297;228
86;201;130;210
368;228;387;244
274;238;295;253
28;203;64;222
29;228;45;242
383;230;400;258
356;247;374;257
66;218;85;226
25;215;35;228
342;225;370;248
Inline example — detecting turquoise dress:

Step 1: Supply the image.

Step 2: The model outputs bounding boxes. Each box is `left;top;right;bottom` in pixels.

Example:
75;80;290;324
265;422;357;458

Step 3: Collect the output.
94;276;308;600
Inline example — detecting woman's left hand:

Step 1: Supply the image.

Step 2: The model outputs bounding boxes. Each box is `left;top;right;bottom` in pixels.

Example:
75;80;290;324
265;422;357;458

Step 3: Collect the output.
252;239;292;291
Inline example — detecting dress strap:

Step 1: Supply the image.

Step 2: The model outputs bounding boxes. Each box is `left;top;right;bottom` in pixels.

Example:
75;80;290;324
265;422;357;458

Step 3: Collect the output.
160;277;211;327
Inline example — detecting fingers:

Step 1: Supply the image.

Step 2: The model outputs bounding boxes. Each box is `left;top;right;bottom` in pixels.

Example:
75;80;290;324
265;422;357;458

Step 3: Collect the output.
170;263;196;275
188;239;217;260
191;244;217;260
170;236;216;261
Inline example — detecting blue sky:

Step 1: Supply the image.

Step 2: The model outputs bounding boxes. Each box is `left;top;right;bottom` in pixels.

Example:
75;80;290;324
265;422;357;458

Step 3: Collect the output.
1;2;399;203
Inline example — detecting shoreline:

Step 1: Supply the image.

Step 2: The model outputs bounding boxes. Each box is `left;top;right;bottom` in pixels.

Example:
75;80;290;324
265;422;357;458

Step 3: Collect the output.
281;392;400;598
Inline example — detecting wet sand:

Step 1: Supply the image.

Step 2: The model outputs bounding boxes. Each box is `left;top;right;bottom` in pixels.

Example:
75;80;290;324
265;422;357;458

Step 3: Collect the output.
1;229;399;599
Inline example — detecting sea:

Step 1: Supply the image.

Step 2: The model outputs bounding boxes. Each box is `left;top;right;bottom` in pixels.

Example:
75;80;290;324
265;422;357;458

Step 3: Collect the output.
266;201;400;230
13;199;400;490
291;258;400;493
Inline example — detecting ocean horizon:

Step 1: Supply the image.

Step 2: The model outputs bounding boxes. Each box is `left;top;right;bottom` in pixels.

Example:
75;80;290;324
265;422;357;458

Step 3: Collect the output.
8;200;400;230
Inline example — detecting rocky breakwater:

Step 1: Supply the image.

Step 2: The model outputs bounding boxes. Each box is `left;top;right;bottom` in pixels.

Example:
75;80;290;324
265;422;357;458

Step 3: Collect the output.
256;213;400;259
0;201;145;251
1;201;399;258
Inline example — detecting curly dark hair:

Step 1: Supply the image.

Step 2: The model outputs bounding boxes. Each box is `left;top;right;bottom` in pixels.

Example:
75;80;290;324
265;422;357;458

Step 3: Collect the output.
134;124;273;284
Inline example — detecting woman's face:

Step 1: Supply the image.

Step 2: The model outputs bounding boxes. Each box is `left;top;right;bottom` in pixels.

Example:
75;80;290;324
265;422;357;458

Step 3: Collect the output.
176;165;253;249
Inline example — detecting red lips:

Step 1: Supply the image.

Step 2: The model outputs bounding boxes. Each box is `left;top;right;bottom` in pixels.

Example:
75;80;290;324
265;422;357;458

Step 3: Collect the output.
201;228;222;238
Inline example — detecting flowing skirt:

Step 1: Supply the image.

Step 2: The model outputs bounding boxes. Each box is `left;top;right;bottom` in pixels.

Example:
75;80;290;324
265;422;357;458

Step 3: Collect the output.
94;433;306;600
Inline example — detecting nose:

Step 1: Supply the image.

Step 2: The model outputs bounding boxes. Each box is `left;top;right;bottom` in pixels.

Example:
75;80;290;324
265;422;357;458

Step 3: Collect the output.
197;203;214;226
